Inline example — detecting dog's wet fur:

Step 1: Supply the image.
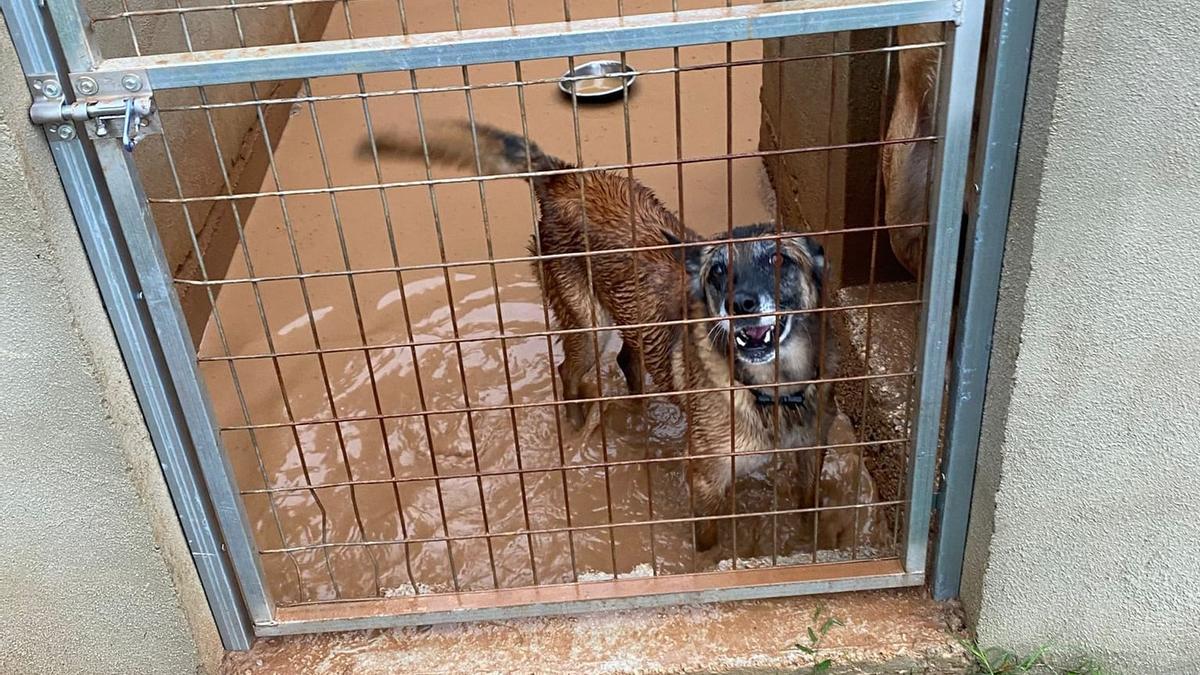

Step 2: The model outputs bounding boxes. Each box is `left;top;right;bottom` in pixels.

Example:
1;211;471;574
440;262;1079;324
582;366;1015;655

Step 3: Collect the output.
362;120;834;551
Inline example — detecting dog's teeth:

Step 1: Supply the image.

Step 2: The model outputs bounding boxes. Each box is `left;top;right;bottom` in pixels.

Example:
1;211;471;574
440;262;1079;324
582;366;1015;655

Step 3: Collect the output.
735;335;747;347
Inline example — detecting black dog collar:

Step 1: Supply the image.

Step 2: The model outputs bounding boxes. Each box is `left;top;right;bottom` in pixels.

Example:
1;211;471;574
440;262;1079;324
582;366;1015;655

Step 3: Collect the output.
750;388;807;409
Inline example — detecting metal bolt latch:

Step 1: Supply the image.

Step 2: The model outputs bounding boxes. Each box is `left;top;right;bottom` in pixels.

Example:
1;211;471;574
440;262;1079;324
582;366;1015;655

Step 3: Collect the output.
29;71;159;150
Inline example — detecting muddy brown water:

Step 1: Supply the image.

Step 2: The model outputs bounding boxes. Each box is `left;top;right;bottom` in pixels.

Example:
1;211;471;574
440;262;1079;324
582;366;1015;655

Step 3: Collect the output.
192;1;891;606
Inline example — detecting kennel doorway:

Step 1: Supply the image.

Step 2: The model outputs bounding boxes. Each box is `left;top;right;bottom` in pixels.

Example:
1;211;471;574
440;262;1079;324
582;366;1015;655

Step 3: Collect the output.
23;0;991;643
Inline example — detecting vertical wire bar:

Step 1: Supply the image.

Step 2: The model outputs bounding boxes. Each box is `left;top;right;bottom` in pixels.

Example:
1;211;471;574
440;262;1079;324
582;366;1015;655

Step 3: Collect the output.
670;0;700;573
893;33;946;555
812;36;844;563
614;0;659;578
504;0;580;582
723;16;739;569
480;0;551;587
894;33;945;558
162;0;306;599
396;0;465;588
117;0;140;56
293;73;390;600
382;0;460;594
769;46;785;567
338;1;421;594
206;0;343;593
853;26;896;559
903;0;985;574
452;0;530;589
205;0;342;600
223;0;383;598
155;124;306;601
562;0;620;578
933;0;1037;600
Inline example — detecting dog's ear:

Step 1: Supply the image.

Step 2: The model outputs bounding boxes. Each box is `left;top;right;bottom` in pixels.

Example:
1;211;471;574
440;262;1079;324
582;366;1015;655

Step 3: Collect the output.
804;238;825;298
803;238;826;280
663;227;710;300
661;227;683;262
661;227;703;273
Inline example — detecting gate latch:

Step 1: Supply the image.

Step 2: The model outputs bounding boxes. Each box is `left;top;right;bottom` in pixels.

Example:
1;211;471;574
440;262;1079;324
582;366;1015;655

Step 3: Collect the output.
28;71;161;151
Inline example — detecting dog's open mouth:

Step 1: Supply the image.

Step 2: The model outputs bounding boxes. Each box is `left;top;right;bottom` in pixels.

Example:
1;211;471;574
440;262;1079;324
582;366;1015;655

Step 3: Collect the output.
732;317;790;362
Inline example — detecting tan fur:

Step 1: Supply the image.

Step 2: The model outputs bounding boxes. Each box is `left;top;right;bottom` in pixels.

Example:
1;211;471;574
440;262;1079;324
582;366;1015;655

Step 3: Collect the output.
818;412;884;550
363;121;837;552
675;325;833;550
882;24;943;279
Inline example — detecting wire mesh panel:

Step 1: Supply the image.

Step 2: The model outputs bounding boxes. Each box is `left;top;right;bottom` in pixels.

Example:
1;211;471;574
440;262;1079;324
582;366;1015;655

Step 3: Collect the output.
91;0;804;58
44;0;982;635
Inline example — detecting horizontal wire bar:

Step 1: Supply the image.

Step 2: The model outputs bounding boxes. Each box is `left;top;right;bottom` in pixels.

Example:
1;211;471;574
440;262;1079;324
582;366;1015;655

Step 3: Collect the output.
149;136;938;204
156;42;946;114
218;370;915;430
274;557;907;610
177;222;928;288
197;299;921;363
239;437;909;495
257;500;907;555
96;0;960;88
95;0;377;21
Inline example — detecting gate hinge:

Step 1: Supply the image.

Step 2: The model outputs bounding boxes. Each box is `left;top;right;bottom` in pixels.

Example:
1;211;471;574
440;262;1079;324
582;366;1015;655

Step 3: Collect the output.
28;71;161;151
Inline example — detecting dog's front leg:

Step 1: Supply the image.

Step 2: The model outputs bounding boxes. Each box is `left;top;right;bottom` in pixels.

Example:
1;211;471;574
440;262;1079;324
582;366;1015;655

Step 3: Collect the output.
689;454;732;552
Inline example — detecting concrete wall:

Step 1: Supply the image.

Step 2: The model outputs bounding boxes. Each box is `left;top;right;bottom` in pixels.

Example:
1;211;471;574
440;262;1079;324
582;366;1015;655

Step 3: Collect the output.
759;27;911;292
0;6;335;670
0;15;223;674
963;1;1200;673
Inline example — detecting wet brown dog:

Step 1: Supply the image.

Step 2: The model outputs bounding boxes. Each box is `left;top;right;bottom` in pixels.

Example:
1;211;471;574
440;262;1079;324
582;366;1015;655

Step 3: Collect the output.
363;120;832;551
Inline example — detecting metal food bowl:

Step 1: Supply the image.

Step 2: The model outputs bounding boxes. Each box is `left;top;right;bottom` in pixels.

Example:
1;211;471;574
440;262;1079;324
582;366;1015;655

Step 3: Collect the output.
558;60;637;102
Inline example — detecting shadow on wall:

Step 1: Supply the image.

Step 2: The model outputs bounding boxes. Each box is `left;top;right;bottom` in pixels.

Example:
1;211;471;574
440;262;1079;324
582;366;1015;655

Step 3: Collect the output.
87;0;336;341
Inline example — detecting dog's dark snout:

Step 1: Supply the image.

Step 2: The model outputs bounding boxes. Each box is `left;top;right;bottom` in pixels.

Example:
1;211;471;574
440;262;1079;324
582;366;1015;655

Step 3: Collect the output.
732;292;759;315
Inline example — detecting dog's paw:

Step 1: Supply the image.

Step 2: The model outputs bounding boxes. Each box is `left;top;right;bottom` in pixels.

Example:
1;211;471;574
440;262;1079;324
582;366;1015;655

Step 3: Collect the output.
695;520;719;552
564;401;589;430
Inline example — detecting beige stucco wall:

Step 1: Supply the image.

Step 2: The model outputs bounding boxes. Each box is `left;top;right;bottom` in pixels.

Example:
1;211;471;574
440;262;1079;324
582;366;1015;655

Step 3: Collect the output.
0;4;335;670
963;1;1200;672
0;15;225;675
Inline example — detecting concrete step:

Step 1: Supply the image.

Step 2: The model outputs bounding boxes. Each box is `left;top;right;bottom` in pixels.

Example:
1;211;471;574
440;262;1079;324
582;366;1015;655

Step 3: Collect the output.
222;590;968;674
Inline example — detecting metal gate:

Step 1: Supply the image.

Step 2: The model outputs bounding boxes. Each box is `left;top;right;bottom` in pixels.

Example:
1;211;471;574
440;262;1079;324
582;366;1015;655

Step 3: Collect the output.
3;0;1035;649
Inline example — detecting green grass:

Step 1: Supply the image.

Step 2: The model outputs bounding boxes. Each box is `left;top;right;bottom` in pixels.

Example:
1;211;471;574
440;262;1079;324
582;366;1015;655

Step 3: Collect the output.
789;604;844;674
961;640;1108;675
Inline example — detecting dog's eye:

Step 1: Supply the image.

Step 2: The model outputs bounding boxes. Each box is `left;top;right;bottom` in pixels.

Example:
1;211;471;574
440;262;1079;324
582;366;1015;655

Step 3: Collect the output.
773;251;793;268
710;261;726;279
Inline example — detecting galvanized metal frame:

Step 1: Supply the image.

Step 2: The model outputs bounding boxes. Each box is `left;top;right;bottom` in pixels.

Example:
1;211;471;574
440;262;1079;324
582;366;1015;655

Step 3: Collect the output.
931;0;1039;600
0;0;253;649
21;0;997;639
900;0;985;574
97;0;961;89
42;0;276;631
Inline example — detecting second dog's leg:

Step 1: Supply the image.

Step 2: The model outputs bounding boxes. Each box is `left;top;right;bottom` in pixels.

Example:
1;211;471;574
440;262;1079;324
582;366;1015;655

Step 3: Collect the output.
795;445;824;548
690;455;732;552
559;331;598;429
616;340;643;395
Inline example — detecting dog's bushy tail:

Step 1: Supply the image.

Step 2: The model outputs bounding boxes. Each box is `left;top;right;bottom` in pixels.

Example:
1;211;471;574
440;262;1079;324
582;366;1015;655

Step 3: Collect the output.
361;119;567;178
